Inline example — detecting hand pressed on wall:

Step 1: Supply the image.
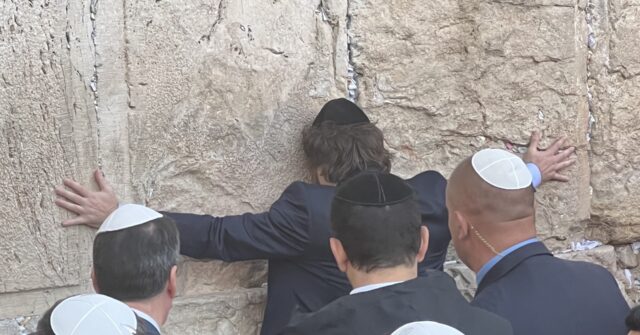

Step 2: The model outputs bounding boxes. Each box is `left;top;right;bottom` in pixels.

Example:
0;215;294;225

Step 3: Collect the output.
54;169;119;228
523;131;576;184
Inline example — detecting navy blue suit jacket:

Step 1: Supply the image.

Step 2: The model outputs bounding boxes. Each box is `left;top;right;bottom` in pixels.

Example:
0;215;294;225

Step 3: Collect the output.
471;241;629;335
164;171;450;335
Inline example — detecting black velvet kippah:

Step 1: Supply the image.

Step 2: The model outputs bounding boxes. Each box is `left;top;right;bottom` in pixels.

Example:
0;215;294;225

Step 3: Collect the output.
312;98;370;126
334;172;414;206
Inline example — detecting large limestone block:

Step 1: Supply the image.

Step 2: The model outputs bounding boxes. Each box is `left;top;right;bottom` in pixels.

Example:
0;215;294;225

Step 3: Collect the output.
164;288;266;335
586;0;640;243
0;0;95;305
114;0;349;294
350;0;591;249
177;259;267;297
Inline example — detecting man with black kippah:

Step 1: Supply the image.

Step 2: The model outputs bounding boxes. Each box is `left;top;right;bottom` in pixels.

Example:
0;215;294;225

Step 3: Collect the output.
53;98;571;335
281;172;513;335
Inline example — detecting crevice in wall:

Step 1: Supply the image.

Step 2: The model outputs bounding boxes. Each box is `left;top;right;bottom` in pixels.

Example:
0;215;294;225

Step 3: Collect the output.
89;0;101;167
346;0;359;102
585;0;596;143
123;0;133;109
123;0;135;203
199;0;226;43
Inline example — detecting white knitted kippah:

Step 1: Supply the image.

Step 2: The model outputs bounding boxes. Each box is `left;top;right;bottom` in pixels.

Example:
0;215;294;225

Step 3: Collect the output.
97;204;163;234
471;148;532;190
51;294;137;335
391;321;465;335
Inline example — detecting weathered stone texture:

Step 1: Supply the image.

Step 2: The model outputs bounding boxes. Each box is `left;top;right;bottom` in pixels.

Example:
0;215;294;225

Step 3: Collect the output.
164;289;266;335
586;0;640;244
0;0;95;307
2;0;640;332
350;0;592;250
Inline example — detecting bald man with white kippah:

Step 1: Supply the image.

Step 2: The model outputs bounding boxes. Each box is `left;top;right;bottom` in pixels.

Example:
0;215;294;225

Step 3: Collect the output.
446;149;629;335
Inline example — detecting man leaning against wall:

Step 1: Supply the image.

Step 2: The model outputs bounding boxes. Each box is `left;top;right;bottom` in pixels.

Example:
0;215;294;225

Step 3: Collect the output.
53;98;575;335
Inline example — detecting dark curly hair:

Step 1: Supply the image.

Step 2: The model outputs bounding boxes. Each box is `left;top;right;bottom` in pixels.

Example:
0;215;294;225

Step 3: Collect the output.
302;121;391;184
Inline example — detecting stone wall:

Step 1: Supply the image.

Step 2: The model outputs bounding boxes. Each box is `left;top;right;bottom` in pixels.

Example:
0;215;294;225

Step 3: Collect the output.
0;0;638;334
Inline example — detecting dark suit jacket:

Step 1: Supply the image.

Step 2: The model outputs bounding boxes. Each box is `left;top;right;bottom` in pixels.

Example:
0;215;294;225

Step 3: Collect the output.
472;241;629;335
163;171;450;335
280;271;513;335
137;316;161;335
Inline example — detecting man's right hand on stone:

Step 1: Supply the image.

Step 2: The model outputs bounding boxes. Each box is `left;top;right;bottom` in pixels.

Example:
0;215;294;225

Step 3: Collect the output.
54;169;119;229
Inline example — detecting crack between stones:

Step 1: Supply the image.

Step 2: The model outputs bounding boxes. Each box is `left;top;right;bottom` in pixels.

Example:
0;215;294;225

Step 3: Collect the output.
489;0;574;9
89;0;102;168
123;0;133;109
346;0;359;101
585;0;596;143
200;0;226;43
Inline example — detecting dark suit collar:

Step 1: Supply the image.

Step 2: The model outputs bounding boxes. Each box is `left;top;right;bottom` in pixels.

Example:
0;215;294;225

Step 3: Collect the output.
476;241;552;294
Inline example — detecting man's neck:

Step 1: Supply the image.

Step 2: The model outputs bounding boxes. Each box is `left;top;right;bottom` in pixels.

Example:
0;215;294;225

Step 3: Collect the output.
126;298;166;327
472;234;538;273
348;265;417;290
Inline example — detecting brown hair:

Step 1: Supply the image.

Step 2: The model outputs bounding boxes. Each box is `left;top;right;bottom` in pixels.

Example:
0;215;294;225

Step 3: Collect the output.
302;122;391;184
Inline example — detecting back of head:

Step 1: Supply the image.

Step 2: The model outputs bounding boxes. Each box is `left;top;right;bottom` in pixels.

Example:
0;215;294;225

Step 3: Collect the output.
93;206;179;302
447;149;535;225
303;98;391;184
331;172;421;272
627;305;640;332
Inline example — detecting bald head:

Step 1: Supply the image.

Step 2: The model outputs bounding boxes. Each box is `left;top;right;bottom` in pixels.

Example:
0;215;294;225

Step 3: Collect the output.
447;156;535;225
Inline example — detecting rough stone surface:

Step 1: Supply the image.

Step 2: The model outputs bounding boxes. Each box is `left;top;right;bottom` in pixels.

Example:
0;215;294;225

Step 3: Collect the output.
586;0;640;244
444;262;477;301
164;289;266;335
2;0;640;332
177;259;267;297
616;245;638;269
0;0;95;317
349;0;592;251
0;317;36;335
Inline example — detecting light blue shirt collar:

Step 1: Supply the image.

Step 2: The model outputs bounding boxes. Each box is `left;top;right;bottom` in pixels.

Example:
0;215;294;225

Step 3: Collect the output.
475;238;539;285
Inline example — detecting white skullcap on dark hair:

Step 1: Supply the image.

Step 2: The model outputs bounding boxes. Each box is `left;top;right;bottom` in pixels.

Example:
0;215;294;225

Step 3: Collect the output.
97;204;163;234
51;294;137;335
471;148;532;190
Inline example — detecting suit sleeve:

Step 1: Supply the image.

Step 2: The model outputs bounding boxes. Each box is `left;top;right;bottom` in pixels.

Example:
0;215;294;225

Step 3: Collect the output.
162;182;311;262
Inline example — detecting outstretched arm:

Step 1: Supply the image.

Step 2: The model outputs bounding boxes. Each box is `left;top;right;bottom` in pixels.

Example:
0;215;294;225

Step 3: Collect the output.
523;131;576;186
54;171;312;261
54;169;119;228
163;182;311;261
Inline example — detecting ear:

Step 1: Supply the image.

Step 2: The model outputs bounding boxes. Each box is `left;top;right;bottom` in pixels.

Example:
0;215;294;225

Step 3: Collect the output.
91;268;99;293
167;265;178;299
329;238;349;273
454;210;470;240
416;226;430;263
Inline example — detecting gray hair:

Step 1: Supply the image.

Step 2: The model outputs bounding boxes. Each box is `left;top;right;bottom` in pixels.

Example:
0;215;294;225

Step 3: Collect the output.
93;216;180;301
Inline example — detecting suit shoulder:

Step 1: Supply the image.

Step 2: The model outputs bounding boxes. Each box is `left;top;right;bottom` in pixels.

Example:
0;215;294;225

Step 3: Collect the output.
284;181;334;196
466;301;514;334
282;298;352;334
407;170;447;185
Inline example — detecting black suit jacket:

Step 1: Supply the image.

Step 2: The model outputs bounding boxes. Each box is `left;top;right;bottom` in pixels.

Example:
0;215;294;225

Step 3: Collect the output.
472;242;629;335
280;271;513;335
164;171;450;335
137;316;161;335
